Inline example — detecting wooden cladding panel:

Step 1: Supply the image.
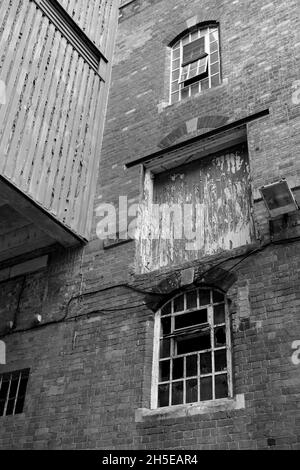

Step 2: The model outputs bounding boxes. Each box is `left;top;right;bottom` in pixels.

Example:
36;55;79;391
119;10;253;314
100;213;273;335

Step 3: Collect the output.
57;0;115;55
0;0;118;239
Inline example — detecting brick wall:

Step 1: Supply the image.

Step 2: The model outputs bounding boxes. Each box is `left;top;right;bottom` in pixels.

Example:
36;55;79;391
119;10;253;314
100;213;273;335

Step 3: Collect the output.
0;0;299;449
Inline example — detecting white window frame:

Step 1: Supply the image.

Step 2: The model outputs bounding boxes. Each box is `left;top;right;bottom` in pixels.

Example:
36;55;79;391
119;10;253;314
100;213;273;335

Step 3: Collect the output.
151;288;232;410
170;25;221;104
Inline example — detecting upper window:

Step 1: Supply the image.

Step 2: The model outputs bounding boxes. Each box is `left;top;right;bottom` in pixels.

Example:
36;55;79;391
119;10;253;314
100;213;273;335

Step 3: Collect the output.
152;288;231;409
170;25;221;104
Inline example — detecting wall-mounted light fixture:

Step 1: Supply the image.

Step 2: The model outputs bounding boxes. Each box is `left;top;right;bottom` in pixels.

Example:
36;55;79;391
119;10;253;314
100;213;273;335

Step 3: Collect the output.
6;321;14;331
34;314;42;325
260;179;299;218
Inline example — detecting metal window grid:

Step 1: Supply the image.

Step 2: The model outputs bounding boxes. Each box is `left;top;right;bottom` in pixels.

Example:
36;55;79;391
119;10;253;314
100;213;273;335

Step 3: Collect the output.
170;26;221;104
153;288;232;409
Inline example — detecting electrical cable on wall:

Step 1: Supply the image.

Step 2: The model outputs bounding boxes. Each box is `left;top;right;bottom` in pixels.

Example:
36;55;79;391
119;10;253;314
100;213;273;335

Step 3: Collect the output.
1;236;299;340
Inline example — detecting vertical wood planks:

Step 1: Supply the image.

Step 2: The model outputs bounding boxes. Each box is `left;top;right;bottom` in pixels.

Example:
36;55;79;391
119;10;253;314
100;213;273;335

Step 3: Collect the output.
0;0;118;240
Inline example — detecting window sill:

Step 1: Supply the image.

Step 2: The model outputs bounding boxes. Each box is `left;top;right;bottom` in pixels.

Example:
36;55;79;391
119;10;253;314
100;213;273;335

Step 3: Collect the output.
135;394;245;422
158;79;228;113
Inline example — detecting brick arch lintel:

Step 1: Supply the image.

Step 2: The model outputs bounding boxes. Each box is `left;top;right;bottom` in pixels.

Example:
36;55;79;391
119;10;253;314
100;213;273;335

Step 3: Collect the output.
158;115;230;149
163;16;219;47
144;266;237;312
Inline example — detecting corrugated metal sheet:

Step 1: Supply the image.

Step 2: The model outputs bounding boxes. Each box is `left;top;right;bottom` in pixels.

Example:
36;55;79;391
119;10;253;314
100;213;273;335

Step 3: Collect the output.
0;0;118;240
137;144;255;273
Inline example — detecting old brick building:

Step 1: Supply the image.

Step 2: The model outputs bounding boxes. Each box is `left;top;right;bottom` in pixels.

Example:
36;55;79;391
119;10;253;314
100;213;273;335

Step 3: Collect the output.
0;0;300;449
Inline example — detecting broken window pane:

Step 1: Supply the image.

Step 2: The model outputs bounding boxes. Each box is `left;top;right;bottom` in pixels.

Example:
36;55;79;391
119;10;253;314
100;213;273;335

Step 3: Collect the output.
175;309;207;330
174;295;184;313
200;352;212;374
186;290;197;309
214;326;226;347
159;360;170;382
161;316;171;336
215;374;228;399
158;384;169;407
214;350;227;372
199;290;211;306
176;330;211;355
214;304;225;325
173;357;184;380
172;381;183;405
160;338;170;359
200;376;212;401
213;291;224;303
186;379;198;404
186;355;198;377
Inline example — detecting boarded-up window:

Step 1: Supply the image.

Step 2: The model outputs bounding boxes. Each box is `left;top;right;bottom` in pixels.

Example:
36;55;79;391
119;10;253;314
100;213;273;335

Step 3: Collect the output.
137;144;255;273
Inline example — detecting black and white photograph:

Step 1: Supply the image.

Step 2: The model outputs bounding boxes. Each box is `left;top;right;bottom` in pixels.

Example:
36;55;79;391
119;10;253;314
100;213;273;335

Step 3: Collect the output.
0;0;299;454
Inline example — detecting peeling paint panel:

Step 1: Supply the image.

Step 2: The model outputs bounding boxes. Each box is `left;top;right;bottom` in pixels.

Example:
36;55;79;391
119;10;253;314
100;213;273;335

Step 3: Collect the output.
137;144;255;273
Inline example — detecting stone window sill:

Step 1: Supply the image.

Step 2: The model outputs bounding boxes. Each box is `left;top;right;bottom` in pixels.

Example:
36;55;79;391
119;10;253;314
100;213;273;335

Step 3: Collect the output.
135;394;245;422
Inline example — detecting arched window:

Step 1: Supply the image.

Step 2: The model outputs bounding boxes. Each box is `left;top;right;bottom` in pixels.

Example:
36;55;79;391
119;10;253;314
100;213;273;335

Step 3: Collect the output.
170;24;221;104
152;287;232;409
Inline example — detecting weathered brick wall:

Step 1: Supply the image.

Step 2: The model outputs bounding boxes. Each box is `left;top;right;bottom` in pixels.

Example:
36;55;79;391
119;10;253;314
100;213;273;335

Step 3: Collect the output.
0;0;300;449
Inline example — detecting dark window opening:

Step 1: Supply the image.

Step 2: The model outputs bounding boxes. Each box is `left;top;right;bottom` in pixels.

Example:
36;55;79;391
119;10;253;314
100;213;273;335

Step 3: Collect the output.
0;369;30;417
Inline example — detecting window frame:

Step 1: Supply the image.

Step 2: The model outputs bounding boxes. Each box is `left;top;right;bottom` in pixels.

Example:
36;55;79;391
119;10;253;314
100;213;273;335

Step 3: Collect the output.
151;288;232;410
0;368;30;417
169;24;221;104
